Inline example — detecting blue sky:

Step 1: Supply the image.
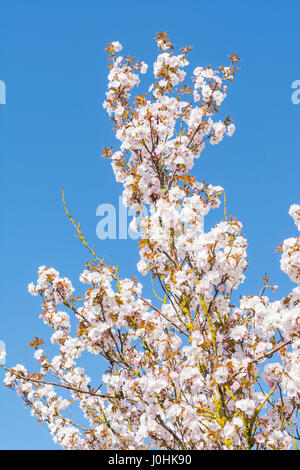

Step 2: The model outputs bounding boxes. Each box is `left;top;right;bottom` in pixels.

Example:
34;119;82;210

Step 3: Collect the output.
0;0;299;449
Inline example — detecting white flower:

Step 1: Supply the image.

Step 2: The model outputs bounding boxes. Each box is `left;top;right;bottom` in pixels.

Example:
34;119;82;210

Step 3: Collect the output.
223;422;235;439
137;259;148;275
140;62;148;74
129;217;138;233
230;324;247;341
227;123;236;136
289;204;300;231
0;349;6;363
236;399;256;417
214;366;228;384
111;41;123;52
213;90;225;106
28;282;38;296
34;349;43;360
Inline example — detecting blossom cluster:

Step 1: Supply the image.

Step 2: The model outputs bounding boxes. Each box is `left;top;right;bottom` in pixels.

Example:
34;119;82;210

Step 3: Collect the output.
2;33;300;450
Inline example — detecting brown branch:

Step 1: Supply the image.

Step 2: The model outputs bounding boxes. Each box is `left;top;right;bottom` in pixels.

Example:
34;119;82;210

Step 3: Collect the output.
1;364;115;400
156;415;186;450
230;340;292;380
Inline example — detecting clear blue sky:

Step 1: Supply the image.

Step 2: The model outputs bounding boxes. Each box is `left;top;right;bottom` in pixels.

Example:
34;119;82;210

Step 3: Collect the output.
0;0;299;449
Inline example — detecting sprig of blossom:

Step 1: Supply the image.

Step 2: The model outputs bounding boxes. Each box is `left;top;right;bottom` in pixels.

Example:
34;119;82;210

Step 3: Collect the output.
2;33;300;451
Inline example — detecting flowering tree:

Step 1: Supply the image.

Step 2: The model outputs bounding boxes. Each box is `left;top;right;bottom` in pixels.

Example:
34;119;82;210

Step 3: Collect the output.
2;33;300;450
